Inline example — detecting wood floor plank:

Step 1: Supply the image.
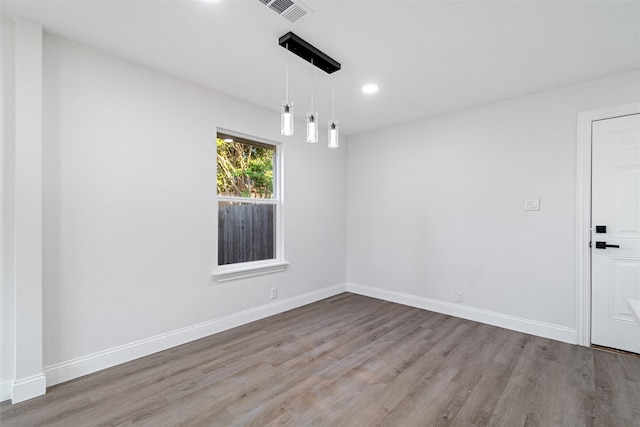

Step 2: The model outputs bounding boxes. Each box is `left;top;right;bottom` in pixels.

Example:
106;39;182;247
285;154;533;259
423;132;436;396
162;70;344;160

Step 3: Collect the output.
2;293;639;426
566;344;596;393
486;370;537;426
377;365;462;426
453;361;513;426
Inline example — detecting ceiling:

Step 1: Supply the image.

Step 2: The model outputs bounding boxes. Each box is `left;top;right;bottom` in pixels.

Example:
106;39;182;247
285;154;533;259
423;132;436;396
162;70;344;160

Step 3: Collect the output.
2;0;639;136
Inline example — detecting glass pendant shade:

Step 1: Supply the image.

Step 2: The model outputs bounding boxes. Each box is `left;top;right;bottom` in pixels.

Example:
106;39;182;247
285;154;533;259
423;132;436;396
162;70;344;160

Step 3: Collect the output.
281;102;294;136
306;112;319;143
328;120;339;148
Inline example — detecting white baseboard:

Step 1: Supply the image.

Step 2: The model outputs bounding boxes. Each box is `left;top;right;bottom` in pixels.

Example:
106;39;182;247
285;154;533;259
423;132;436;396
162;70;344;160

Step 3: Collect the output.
0;379;13;403
44;283;347;387
29;282;576;399
346;283;577;344
11;374;46;404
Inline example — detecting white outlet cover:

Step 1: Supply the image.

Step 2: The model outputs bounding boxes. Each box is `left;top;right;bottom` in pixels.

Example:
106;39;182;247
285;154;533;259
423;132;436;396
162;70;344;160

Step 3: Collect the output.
524;198;540;211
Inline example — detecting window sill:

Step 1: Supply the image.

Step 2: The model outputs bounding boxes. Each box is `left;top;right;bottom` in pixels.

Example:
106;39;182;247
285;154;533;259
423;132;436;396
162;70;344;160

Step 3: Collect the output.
212;261;289;283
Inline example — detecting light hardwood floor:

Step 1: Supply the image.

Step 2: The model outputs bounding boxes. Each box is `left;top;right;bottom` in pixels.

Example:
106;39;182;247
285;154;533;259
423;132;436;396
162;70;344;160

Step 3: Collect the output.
2;293;639;426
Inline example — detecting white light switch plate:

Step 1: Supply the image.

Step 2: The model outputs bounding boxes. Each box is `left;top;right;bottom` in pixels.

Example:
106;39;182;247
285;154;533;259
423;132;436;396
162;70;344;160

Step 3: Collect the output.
524;198;540;211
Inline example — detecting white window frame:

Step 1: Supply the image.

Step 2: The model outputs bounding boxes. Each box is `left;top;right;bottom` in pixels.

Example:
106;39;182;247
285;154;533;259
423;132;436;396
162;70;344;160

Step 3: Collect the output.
213;129;287;282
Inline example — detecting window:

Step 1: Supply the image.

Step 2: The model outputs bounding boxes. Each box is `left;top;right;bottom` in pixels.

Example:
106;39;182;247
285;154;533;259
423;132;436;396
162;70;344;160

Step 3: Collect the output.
215;131;286;280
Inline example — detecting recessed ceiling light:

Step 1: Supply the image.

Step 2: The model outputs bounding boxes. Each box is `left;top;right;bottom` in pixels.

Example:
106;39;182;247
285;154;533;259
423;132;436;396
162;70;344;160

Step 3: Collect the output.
223;138;233;142
362;84;379;94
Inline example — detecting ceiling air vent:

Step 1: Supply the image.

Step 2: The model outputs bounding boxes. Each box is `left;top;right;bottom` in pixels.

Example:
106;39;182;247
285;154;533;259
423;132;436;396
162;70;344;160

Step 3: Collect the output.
259;0;313;23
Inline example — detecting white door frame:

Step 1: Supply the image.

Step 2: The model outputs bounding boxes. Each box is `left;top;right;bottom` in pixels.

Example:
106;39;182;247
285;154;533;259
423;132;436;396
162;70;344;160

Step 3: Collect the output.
576;101;640;347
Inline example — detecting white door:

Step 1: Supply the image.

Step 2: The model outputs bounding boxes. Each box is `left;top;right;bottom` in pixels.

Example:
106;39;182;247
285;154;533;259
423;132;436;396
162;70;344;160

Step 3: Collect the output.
591;113;640;353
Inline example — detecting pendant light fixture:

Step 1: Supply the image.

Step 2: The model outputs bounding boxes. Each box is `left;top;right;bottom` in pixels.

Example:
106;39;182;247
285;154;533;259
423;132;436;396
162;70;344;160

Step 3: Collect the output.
281;65;294;136
328;84;338;149
278;32;341;147
306;59;319;143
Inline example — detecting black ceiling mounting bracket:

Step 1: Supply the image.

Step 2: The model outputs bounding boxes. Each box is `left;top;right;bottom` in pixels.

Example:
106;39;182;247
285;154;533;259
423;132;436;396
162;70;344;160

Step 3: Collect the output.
279;32;341;74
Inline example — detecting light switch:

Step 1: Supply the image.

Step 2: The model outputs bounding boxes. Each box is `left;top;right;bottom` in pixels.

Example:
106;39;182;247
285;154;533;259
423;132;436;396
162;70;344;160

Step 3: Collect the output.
524;198;540;211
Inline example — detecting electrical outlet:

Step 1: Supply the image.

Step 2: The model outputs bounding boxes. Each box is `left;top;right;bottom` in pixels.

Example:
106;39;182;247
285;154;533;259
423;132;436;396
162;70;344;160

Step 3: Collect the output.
455;291;463;303
524;198;540;211
270;287;278;299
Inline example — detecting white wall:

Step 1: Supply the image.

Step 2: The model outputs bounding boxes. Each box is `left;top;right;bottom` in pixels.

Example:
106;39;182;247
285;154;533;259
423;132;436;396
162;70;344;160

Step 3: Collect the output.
347;70;640;340
2;29;347;400
2;16;49;403
0;15;17;400
41;34;347;365
12;17;46;403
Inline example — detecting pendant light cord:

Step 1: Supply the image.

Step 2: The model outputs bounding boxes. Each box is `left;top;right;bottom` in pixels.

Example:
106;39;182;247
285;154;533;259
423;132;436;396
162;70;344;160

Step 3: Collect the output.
285;42;289;103
332;80;335;119
310;58;315;112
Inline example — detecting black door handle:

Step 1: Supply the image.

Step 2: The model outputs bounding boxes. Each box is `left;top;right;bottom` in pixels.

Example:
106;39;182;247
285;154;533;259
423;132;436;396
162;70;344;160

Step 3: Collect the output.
595;241;620;249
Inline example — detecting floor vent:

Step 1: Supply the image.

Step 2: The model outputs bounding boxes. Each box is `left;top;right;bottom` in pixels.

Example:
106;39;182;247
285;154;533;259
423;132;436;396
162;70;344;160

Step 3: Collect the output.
259;0;312;23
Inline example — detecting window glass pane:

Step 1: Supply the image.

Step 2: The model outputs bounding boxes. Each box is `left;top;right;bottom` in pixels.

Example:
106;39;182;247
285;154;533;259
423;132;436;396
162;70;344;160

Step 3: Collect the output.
218;202;276;266
217;137;275;199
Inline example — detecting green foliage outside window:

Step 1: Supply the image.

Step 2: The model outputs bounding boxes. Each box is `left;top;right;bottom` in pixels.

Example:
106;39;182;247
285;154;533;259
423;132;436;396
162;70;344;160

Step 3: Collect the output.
216;138;274;199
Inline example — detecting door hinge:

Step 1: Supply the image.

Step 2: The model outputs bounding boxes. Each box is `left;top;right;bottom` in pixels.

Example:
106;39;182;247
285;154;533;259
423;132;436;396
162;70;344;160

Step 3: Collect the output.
589;241;592;248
